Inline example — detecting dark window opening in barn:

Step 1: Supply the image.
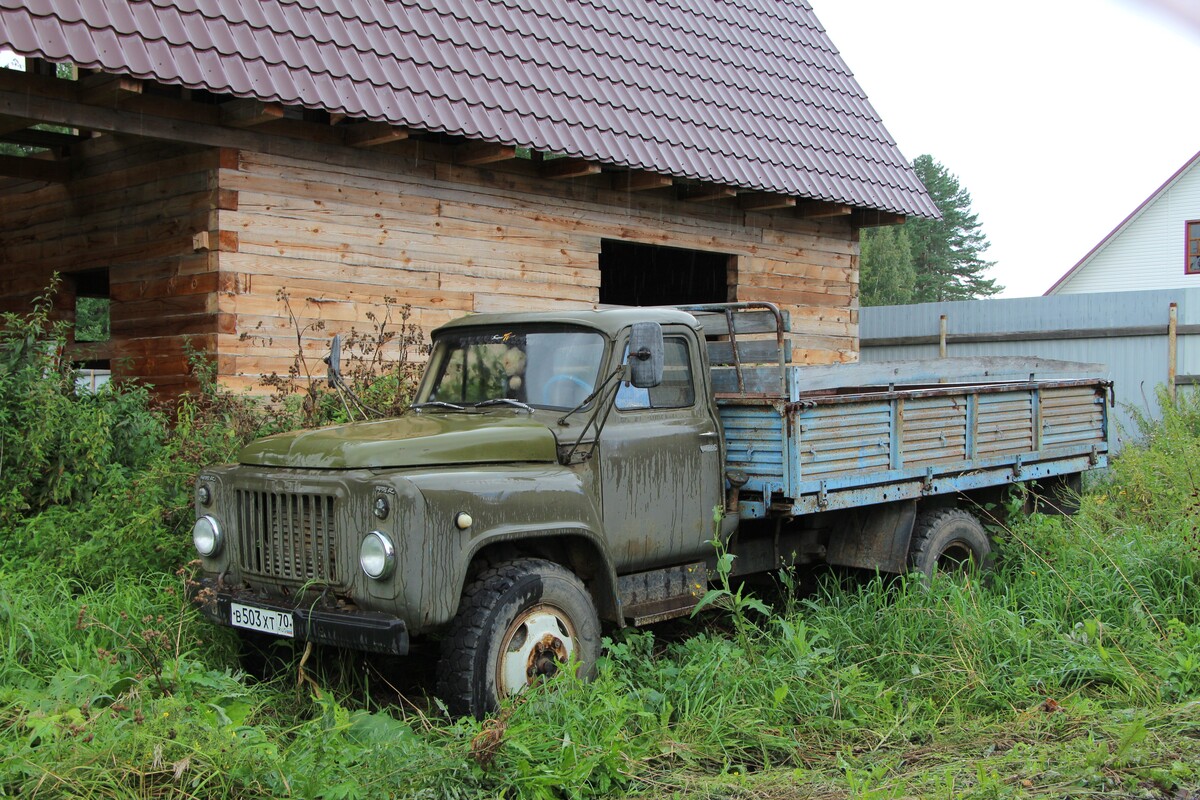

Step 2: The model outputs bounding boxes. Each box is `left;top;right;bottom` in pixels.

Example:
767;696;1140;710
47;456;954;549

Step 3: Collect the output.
68;268;112;389
71;269;110;344
599;240;734;307
68;268;112;390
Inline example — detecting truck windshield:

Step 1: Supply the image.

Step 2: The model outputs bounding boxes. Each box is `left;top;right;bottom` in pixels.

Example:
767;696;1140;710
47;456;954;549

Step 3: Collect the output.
419;326;606;410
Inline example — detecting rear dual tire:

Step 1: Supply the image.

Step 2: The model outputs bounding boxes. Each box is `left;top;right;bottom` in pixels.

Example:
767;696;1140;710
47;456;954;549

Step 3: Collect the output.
907;508;992;580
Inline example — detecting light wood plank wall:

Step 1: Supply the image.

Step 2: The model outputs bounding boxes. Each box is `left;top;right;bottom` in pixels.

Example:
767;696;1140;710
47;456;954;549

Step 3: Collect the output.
0;134;859;397
216;142;859;393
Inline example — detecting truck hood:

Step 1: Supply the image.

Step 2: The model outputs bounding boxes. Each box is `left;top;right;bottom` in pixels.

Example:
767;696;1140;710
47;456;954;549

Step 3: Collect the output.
238;413;560;469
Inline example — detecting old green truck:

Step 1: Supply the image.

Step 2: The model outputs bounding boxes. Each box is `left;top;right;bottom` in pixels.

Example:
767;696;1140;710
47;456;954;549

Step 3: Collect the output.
191;303;1110;717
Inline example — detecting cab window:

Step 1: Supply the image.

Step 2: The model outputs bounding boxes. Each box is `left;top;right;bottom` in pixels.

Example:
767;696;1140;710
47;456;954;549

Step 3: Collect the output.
616;336;695;410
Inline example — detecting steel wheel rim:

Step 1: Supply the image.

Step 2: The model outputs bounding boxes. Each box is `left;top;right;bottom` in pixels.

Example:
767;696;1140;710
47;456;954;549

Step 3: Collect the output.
496;603;577;698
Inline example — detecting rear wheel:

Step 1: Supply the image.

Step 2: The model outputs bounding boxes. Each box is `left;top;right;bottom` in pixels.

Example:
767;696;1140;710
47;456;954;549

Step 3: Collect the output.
908;508;992;579
438;558;601;718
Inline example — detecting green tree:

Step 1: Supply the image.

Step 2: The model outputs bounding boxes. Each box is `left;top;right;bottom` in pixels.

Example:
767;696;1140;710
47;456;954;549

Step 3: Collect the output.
906;154;1001;302
859;225;915;307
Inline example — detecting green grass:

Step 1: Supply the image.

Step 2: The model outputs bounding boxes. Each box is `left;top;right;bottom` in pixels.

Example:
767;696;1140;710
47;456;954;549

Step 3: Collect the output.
3;461;1199;799
1;295;1199;798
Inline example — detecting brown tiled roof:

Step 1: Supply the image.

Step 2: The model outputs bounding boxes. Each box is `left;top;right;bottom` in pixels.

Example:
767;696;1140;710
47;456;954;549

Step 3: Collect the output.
0;0;938;218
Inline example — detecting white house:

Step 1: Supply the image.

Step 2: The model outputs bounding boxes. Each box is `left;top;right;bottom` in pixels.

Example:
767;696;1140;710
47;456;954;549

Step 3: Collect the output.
1046;150;1200;295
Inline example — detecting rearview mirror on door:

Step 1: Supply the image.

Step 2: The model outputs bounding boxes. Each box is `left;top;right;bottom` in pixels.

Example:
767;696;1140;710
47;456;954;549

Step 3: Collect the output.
628;322;663;388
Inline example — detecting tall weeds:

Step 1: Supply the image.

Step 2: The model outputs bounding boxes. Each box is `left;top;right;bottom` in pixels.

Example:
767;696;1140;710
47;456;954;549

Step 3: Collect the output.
1;285;1198;797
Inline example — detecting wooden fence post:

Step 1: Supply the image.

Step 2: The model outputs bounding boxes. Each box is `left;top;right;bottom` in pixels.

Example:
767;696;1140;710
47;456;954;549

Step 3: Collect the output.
939;314;947;358
1168;302;1178;403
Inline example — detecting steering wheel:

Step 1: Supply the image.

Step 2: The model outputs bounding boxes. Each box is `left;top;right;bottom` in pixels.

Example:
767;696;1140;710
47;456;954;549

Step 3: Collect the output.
541;373;593;406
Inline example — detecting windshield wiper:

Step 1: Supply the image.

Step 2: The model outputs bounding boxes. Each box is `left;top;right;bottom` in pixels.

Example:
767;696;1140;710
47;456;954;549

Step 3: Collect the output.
475;398;535;414
411;401;469;412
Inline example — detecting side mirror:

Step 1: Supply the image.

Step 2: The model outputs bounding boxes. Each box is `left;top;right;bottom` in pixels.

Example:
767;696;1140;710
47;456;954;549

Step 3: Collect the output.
628;322;663;388
325;333;342;387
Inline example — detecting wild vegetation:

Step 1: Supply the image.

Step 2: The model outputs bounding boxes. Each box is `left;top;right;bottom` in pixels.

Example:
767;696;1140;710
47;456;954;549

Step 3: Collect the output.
860;154;1003;306
1;289;1198;798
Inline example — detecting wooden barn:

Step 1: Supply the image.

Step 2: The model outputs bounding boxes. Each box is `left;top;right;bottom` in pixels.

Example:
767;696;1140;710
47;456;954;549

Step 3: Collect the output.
0;1;937;396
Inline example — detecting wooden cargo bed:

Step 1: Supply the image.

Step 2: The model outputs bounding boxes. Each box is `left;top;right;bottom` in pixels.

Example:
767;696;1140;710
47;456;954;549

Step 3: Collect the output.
684;303;1112;520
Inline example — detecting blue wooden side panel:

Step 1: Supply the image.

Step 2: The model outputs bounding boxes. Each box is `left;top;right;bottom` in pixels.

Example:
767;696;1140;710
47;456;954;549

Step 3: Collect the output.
721;376;1109;519
900;395;968;468
796;402;890;478
1041;386;1106;449
976;390;1035;458
719;404;788;498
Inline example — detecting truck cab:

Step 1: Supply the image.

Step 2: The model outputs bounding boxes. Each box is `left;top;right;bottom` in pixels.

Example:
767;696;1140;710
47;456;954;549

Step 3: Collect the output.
192;307;724;717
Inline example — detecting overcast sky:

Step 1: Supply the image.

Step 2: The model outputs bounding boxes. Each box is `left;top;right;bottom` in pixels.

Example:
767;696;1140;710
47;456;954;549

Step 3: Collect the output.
811;0;1200;297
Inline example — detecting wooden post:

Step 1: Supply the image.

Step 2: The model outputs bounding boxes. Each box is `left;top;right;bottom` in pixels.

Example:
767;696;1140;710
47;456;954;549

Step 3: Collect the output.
1168;302;1178;403
939;314;947;358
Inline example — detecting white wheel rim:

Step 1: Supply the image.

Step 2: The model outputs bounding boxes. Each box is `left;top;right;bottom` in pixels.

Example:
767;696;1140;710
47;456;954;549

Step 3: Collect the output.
497;604;577;698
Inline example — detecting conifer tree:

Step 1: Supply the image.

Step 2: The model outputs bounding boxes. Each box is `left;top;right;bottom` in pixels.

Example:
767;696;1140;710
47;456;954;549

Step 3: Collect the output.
859;225;915;307
906;155;1001;302
858;155;1001;306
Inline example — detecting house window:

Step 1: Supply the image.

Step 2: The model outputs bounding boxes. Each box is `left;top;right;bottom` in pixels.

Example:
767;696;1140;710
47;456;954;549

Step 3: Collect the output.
1188;221;1200;275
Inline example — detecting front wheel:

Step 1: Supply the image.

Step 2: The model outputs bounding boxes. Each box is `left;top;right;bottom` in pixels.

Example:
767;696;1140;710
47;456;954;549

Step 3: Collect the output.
437;558;601;718
907;508;992;580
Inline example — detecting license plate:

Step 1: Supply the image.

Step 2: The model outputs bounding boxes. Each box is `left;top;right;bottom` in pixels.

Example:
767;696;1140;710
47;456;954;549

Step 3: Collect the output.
230;602;294;638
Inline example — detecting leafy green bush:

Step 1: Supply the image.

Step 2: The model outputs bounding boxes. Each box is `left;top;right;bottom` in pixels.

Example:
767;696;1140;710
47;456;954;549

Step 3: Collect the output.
0;283;160;522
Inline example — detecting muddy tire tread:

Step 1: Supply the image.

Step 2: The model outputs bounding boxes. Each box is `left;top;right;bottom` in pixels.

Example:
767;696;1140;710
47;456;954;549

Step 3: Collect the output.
908;508;992;578
437;557;597;718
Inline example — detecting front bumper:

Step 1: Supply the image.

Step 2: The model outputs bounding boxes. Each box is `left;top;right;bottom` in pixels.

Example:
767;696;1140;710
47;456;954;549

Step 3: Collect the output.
190;579;410;656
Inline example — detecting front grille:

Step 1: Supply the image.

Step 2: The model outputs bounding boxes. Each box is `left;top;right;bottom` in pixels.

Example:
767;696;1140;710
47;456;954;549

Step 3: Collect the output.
235;489;340;584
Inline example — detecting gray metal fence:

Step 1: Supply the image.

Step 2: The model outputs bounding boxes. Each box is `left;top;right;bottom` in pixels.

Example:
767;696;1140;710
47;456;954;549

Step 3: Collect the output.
859;288;1200;450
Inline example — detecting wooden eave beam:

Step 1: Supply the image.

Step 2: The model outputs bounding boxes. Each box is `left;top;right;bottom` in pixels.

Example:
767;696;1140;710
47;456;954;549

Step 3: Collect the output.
678;184;737;203
0;115;36;135
739;192;796;211
1;127;85;148
0;80;473;172
78;73;143;107
851;209;906;229
455;142;517;166
219;98;286;128
611;170;673;192
797;200;853;219
540;157;601;180
254;117;344;145
0;153;69;182
343;121;409;148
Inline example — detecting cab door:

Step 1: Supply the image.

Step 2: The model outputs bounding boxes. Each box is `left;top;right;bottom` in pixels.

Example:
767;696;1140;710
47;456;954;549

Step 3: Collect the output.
598;328;724;572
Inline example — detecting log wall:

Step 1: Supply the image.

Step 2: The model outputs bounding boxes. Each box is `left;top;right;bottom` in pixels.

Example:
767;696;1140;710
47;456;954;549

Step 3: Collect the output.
0;133;860;397
215;141;859;393
0;137;220;393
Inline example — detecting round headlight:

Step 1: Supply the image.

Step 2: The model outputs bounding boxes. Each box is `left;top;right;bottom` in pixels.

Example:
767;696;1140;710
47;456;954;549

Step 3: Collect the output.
193;515;223;557
359;531;395;580
197;484;212;506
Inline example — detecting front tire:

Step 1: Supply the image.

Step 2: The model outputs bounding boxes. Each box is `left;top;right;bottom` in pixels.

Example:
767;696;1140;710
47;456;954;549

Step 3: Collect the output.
908;508;992;580
437;558;601;719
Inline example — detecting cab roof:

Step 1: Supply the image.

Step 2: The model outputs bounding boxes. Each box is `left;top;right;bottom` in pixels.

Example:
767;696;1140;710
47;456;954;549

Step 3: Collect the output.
432;307;701;338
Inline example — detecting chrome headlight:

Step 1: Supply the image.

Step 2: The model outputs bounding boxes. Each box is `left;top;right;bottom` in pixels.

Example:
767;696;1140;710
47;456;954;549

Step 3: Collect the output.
193;515;223;557
359;531;396;580
197;484;212;506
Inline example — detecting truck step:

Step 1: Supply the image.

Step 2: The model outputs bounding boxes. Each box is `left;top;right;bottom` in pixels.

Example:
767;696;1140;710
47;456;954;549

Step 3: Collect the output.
617;561;709;626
